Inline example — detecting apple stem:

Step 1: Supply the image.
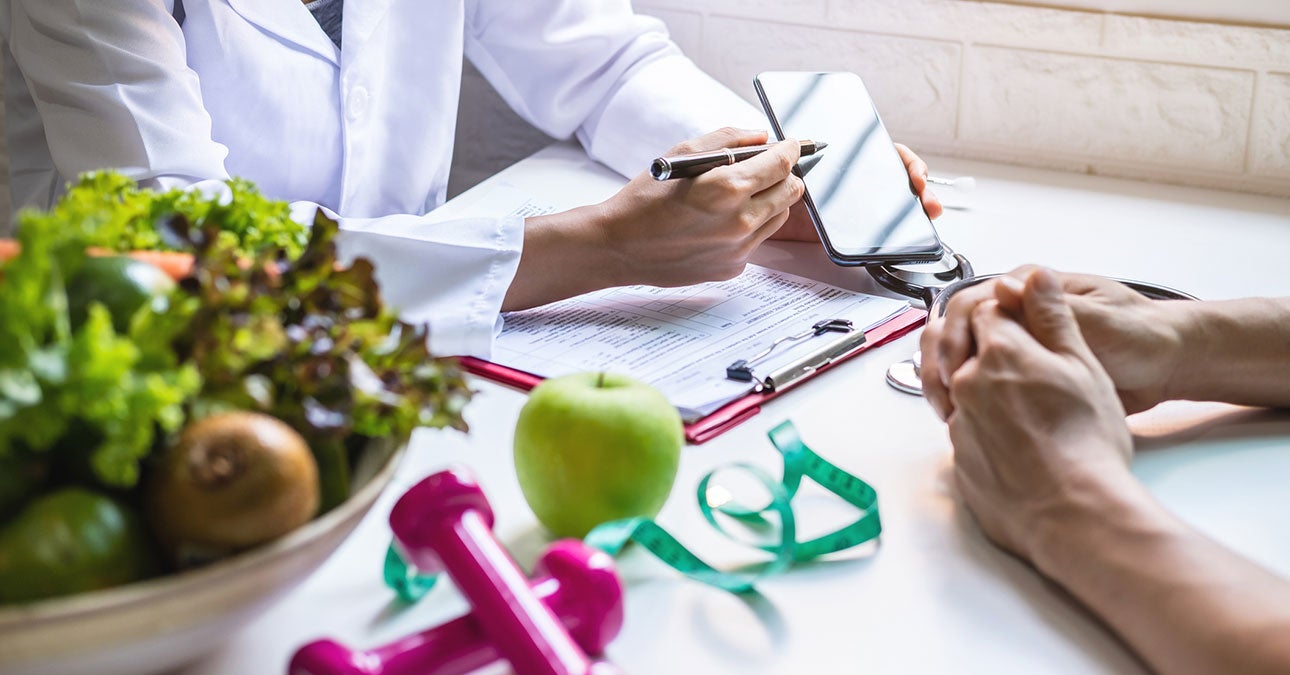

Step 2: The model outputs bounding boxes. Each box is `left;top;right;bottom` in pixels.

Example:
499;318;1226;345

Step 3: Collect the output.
597;371;606;388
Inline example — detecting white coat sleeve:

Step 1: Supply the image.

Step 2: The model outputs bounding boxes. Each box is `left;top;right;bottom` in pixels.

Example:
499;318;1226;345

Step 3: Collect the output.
0;0;523;359
318;205;523;360
0;0;230;189
463;0;767;181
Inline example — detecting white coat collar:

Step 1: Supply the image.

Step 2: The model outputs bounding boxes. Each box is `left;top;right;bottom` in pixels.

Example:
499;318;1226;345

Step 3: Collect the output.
339;0;395;54
225;0;340;66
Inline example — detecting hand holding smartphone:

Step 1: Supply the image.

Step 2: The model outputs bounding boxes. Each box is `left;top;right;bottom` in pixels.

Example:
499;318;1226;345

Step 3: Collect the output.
754;71;944;266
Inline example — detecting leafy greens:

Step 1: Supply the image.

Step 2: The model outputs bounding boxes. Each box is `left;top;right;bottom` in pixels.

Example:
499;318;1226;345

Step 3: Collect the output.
1;172;471;513
0;194;199;493
157;210;472;509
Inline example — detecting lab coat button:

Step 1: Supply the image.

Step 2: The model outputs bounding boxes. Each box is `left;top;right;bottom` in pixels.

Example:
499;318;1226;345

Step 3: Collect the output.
347;86;370;121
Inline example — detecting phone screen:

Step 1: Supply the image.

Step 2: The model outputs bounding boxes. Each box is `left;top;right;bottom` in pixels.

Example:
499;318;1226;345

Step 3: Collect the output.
755;71;943;264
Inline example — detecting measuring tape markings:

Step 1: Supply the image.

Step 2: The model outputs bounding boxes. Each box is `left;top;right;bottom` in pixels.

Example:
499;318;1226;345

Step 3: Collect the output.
383;419;881;602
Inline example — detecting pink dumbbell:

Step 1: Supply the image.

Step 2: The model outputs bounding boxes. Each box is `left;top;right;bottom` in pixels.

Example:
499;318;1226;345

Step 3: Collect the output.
288;538;623;675
320;467;620;675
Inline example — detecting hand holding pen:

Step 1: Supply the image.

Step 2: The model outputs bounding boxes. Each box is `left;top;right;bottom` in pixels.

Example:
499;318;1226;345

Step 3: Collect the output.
651;139;827;180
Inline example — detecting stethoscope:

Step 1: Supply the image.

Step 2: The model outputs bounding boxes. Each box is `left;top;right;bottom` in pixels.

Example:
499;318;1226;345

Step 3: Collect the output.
869;232;1199;397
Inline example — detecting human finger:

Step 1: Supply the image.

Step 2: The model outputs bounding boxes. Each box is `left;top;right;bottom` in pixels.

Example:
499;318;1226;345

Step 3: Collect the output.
710;138;802;195
895;143;943;220
921;324;955;421
748;175;806;240
1005;265;1131;303
1053;270;1129;297
768;202;819;242
1021;268;1093;356
668;127;770;155
921;189;943;220
750;204;794;247
968;299;1042;361
993;274;1026;316
895;142;928;192
934;279;999;386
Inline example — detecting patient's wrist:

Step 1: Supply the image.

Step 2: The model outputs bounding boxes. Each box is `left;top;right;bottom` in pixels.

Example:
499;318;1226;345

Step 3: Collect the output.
1159;300;1213;402
1027;468;1160;582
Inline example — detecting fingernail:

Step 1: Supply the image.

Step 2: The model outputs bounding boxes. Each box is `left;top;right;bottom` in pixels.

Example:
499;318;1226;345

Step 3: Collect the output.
999;276;1024;295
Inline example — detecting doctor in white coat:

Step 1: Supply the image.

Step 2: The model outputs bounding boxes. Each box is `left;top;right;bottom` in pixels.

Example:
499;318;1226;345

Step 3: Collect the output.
0;0;939;357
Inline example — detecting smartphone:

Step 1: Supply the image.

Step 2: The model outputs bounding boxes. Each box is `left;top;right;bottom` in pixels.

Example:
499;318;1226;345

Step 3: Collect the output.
754;71;944;266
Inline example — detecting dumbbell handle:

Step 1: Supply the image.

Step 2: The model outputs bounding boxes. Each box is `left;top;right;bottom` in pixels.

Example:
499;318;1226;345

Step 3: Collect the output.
387;469;602;675
292;573;609;675
291;535;625;675
434;510;592;674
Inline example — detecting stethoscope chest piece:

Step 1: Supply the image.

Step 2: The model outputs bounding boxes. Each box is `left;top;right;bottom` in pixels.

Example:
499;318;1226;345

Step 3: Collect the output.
885;355;922;396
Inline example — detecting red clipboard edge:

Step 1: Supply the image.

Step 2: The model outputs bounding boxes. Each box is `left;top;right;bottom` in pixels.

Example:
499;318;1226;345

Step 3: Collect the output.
459;305;927;444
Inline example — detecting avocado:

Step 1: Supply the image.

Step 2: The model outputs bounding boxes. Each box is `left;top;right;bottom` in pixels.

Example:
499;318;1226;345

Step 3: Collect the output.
0;488;158;604
66;255;175;333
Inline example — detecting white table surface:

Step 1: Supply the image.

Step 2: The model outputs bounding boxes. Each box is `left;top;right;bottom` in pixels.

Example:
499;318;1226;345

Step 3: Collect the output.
188;144;1290;674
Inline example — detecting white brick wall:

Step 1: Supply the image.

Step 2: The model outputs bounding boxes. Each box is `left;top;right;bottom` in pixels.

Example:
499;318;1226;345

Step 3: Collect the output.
452;1;1288;198
636;0;1290;196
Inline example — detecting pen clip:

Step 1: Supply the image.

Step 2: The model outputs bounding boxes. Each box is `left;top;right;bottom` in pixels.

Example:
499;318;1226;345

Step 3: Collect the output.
725;318;858;388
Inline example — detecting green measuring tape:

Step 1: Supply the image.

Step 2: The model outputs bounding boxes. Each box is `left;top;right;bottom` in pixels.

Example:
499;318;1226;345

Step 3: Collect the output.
384;420;881;600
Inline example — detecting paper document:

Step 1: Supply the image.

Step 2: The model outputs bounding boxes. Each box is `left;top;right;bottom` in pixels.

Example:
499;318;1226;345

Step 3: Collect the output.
440;172;909;421
495;267;906;421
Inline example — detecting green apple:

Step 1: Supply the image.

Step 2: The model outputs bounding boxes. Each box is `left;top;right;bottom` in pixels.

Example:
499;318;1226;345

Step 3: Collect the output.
514;372;683;538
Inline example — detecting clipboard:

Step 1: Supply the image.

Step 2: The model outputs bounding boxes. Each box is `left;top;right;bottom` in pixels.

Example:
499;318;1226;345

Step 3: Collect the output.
460;305;926;444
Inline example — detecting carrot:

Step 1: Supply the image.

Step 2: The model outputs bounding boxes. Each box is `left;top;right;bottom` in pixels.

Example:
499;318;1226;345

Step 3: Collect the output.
118;250;194;281
1;240;194;282
0;239;18;264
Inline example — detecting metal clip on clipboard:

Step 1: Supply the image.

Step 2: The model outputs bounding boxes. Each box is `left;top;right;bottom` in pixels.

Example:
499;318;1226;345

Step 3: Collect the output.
725;318;866;392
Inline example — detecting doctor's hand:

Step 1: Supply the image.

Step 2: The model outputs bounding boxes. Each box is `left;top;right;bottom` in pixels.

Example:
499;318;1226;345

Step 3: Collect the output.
921;266;1187;420
599;127;804;286
503;128;801;311
946;269;1136;562
768;142;943;242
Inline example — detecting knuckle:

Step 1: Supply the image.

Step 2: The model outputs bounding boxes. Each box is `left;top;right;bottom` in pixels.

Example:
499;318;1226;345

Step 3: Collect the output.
704;172;743;197
727;174;754;195
940;338;964;365
736;210;762;232
790;176;805;198
920;326;939;352
947;365;974;394
970;301;994;323
773;152;794;176
669;140;696;155
946;291;975;318
977;331;1013;359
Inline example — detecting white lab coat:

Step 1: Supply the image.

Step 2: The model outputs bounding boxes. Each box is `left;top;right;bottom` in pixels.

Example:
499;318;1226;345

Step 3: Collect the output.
0;0;763;357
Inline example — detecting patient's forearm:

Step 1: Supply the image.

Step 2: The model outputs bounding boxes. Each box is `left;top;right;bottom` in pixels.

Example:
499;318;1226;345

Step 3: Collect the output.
1167;298;1290;407
1033;478;1290;675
